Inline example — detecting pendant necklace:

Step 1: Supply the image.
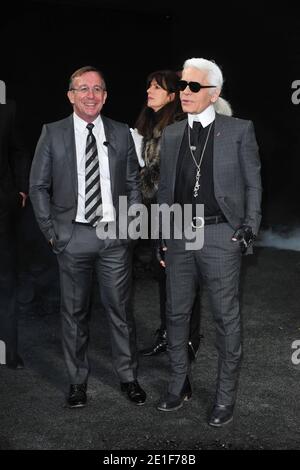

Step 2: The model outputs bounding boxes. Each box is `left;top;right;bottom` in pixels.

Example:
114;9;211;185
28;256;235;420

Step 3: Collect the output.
187;122;213;198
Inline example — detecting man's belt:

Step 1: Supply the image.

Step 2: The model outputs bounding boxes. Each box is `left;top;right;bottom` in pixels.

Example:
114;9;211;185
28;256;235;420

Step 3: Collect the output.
204;214;227;225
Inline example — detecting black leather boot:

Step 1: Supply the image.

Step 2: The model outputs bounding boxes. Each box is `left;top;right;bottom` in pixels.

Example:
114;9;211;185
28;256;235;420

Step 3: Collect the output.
140;328;167;356
208;404;234;427
157;376;192;412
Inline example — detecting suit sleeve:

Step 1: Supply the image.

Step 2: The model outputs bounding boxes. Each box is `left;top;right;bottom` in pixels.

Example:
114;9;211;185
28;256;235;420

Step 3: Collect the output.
126;125;142;207
157;128;169;206
239;120;262;235
29;125;55;242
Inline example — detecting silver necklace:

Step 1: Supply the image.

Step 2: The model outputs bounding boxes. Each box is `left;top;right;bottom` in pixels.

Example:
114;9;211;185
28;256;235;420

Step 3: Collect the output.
187;122;213;198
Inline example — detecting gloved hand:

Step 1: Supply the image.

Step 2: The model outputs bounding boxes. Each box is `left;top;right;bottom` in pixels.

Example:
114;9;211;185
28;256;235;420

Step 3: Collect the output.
155;238;167;267
231;225;256;254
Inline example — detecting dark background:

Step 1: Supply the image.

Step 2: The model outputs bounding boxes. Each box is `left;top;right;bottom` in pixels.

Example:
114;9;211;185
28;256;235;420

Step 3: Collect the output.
1;0;300;226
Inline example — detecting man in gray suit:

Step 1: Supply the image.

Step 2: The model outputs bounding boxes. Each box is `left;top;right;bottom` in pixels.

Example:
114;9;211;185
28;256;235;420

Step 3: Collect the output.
156;58;262;426
30;66;146;408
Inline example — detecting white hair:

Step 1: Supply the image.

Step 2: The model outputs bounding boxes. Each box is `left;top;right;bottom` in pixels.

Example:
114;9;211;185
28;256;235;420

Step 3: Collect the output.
214;97;233;116
183;58;223;90
183;58;232;116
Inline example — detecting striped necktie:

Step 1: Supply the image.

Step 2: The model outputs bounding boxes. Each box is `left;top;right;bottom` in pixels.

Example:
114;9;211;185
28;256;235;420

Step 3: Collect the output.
85;123;101;226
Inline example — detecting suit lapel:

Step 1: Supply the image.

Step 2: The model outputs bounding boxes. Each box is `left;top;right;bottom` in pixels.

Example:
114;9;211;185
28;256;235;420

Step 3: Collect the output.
213;113;226;193
62;115;78;197
171;120;187;200
102;115;117;198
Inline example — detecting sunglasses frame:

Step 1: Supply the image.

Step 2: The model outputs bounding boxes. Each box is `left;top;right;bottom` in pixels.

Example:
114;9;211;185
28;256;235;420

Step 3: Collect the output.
178;80;216;93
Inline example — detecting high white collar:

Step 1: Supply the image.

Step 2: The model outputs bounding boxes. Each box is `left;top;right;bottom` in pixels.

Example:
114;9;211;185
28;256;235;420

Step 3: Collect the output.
188;104;215;129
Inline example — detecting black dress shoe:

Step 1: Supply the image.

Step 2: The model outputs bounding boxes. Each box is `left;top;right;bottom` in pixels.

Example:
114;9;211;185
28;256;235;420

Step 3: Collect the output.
6;354;25;370
208;404;234;427
120;380;146;405
157;376;192;412
140;328;167;356
67;384;87;408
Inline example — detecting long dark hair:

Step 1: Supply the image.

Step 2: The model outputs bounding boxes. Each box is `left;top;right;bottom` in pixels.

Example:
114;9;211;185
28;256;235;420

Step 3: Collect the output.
135;70;184;139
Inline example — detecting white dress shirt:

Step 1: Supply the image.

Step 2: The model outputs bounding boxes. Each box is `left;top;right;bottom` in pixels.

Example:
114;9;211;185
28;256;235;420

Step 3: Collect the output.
73;113;115;223
130;127;145;167
188;104;216;129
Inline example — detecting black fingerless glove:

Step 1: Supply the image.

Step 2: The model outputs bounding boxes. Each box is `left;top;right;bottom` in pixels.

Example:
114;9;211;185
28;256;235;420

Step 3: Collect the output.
232;225;256;254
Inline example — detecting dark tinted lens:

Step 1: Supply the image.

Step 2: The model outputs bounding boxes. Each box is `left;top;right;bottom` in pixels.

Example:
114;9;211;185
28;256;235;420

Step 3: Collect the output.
188;81;201;93
178;80;201;93
178;80;188;91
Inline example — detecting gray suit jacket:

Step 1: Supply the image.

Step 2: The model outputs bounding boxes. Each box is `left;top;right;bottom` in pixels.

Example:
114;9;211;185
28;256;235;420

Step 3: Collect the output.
29;114;141;253
158;113;262;237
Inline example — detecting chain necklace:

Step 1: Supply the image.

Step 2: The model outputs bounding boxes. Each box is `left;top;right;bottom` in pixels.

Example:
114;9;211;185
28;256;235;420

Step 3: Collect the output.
187;122;213;198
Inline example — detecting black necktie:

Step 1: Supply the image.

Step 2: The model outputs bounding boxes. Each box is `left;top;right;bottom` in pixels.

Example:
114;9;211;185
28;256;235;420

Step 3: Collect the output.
193;121;203;143
85;123;101;226
192;121;203;131
190;121;203;149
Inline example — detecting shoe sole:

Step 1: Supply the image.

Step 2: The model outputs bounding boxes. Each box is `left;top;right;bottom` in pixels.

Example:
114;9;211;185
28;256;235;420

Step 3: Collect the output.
157;402;184;412
122;395;146;406
133;400;146;406
67;402;86;409
208;415;233;427
157;395;191;412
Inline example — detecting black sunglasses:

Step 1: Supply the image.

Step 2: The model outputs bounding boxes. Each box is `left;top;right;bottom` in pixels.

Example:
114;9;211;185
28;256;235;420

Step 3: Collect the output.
178;80;216;93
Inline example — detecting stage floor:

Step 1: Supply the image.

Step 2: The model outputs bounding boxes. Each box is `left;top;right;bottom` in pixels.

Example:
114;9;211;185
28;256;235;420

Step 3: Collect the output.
1;246;300;450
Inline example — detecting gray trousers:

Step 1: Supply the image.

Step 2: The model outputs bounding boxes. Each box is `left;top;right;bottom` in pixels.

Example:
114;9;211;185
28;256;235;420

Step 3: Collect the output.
57;224;138;385
165;222;242;405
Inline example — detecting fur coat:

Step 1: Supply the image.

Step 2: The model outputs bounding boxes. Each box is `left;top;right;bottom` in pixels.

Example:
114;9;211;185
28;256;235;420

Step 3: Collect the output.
140;126;162;202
